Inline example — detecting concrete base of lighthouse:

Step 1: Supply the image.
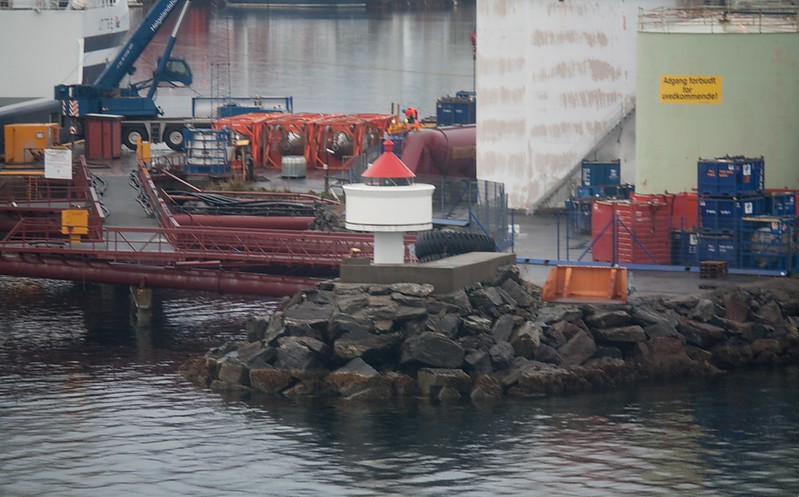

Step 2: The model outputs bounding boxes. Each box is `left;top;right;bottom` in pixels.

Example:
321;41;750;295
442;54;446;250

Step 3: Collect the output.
340;251;516;294
373;232;405;264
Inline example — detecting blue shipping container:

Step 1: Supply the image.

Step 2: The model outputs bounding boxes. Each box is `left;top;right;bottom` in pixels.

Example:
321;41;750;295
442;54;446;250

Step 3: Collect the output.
697;156;764;196
699;196;767;233
581;160;621;187
699;234;738;266
739;216;795;272
566;199;592;234
767;192;797;217
671;230;698;266
436;95;476;126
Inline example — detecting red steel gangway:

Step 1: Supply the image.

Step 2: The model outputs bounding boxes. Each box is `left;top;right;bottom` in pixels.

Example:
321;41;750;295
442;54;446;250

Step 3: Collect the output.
0;220;399;296
0;158;416;297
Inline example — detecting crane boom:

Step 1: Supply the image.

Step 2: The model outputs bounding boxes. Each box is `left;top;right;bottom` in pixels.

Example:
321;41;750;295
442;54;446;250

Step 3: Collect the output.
93;0;186;92
55;0;193;119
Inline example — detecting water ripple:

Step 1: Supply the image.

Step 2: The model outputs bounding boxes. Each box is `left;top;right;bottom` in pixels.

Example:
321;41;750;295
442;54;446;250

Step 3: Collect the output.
3;283;799;495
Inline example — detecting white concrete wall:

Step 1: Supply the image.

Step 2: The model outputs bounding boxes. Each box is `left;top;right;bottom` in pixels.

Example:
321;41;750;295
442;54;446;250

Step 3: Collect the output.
476;0;676;211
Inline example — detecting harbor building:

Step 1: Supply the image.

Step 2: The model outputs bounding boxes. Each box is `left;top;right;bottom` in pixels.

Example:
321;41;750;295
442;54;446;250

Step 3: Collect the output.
475;0;799;210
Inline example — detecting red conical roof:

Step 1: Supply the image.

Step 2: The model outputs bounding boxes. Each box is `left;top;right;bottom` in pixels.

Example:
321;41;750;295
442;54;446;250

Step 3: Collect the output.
362;140;416;179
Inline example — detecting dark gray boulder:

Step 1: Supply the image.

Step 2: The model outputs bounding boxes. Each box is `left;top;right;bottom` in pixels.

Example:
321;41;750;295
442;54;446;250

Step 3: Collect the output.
461;315;493;336
417;368;471;399
491;314;515;343
585;309;633;329
558;330;596;365
325;358;391;399
594;325;646;344
400;332;464;369
510;321;542;359
390;282;434;298
464;350;493;375
425;311;461;337
275;337;329;372
333;329;402;364
489;342;515;370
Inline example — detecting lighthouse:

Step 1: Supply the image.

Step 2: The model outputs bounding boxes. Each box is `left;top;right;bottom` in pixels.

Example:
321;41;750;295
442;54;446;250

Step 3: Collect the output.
343;140;435;264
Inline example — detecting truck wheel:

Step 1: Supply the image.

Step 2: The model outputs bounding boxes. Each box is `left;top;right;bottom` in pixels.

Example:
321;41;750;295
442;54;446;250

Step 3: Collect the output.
122;125;149;151
164;126;186;151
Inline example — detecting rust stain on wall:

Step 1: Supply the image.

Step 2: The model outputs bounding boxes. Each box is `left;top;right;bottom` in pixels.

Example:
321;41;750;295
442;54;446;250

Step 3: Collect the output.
483;57;527;74
490;0;510;17
583;31;609;47
559;90;621;109
586;58;620;80
481;118;527;139
546;2;595;17
537;59;620;82
479;86;526;106
532;30;581;46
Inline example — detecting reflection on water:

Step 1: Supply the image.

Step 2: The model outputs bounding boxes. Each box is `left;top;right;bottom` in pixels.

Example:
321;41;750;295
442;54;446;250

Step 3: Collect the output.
1;276;798;496
138;4;478;117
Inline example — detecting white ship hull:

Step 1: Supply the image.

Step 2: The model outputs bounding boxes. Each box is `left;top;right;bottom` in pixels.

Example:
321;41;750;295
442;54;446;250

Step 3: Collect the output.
0;0;130;105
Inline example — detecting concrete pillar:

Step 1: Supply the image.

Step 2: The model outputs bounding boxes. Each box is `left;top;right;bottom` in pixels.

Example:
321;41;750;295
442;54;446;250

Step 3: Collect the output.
130;286;152;326
373;232;405;264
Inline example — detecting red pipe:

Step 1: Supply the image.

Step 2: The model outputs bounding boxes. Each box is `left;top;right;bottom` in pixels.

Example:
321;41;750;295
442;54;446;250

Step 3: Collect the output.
0;257;319;297
171;213;314;230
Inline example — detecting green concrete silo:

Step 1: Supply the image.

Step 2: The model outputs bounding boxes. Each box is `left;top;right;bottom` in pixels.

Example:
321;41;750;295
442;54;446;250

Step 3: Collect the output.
635;7;799;194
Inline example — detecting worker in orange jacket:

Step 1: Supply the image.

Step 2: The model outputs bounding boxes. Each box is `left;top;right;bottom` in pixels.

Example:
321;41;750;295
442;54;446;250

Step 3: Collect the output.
404;106;418;125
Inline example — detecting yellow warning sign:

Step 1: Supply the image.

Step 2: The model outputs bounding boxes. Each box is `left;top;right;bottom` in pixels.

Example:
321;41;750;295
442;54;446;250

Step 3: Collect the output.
61;209;89;235
660;75;722;104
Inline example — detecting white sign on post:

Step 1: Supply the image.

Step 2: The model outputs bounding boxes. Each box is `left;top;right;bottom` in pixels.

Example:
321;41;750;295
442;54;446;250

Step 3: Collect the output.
44;148;73;180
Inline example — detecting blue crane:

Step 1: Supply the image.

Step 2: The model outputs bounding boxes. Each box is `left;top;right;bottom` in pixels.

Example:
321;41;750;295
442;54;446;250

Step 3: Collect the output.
55;0;193;119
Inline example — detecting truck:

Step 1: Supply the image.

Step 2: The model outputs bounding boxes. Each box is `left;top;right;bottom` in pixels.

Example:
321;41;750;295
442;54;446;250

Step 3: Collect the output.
54;0;291;152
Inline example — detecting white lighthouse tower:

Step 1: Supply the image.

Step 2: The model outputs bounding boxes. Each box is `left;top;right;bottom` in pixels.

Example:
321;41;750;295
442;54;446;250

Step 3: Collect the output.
343;140;435;264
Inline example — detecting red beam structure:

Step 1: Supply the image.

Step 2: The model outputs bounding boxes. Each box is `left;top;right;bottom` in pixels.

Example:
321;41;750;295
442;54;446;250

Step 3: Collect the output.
0;255;317;297
0;158;418;297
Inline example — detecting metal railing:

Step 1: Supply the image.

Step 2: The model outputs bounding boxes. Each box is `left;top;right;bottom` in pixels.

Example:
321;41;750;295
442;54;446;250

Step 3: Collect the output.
0;218;421;268
639;5;798;34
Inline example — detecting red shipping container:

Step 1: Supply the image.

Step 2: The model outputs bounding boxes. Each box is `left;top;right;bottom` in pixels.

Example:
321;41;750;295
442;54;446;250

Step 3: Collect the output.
591;201;615;262
615;202;672;264
591;200;672;264
630;192;673;205
84;114;122;160
672;192;698;230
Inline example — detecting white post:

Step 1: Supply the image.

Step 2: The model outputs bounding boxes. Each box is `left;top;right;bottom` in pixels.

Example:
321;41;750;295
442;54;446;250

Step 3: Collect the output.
373;232;405;264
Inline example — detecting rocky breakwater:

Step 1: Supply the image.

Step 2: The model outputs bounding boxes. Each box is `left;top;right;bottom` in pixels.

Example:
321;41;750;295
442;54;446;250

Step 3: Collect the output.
181;266;799;401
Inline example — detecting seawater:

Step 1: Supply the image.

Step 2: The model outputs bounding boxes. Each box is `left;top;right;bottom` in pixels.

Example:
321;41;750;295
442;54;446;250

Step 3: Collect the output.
3;4;799;496
2;276;799;496
143;3;478;118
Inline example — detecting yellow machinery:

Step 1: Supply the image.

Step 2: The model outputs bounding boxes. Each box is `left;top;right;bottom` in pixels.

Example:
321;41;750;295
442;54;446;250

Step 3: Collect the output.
542;265;628;304
137;140;152;164
4;123;60;164
61;209;89;244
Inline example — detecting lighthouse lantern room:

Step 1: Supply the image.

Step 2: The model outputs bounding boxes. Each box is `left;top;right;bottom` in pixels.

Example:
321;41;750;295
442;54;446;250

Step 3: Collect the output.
343;140;435;264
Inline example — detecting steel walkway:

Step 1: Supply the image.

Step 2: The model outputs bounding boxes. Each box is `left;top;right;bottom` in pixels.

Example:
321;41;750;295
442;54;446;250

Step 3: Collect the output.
0;157;412;296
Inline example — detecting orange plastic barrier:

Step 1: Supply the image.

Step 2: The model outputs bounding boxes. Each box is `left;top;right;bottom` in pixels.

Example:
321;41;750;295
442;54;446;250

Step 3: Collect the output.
542;265;628;304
